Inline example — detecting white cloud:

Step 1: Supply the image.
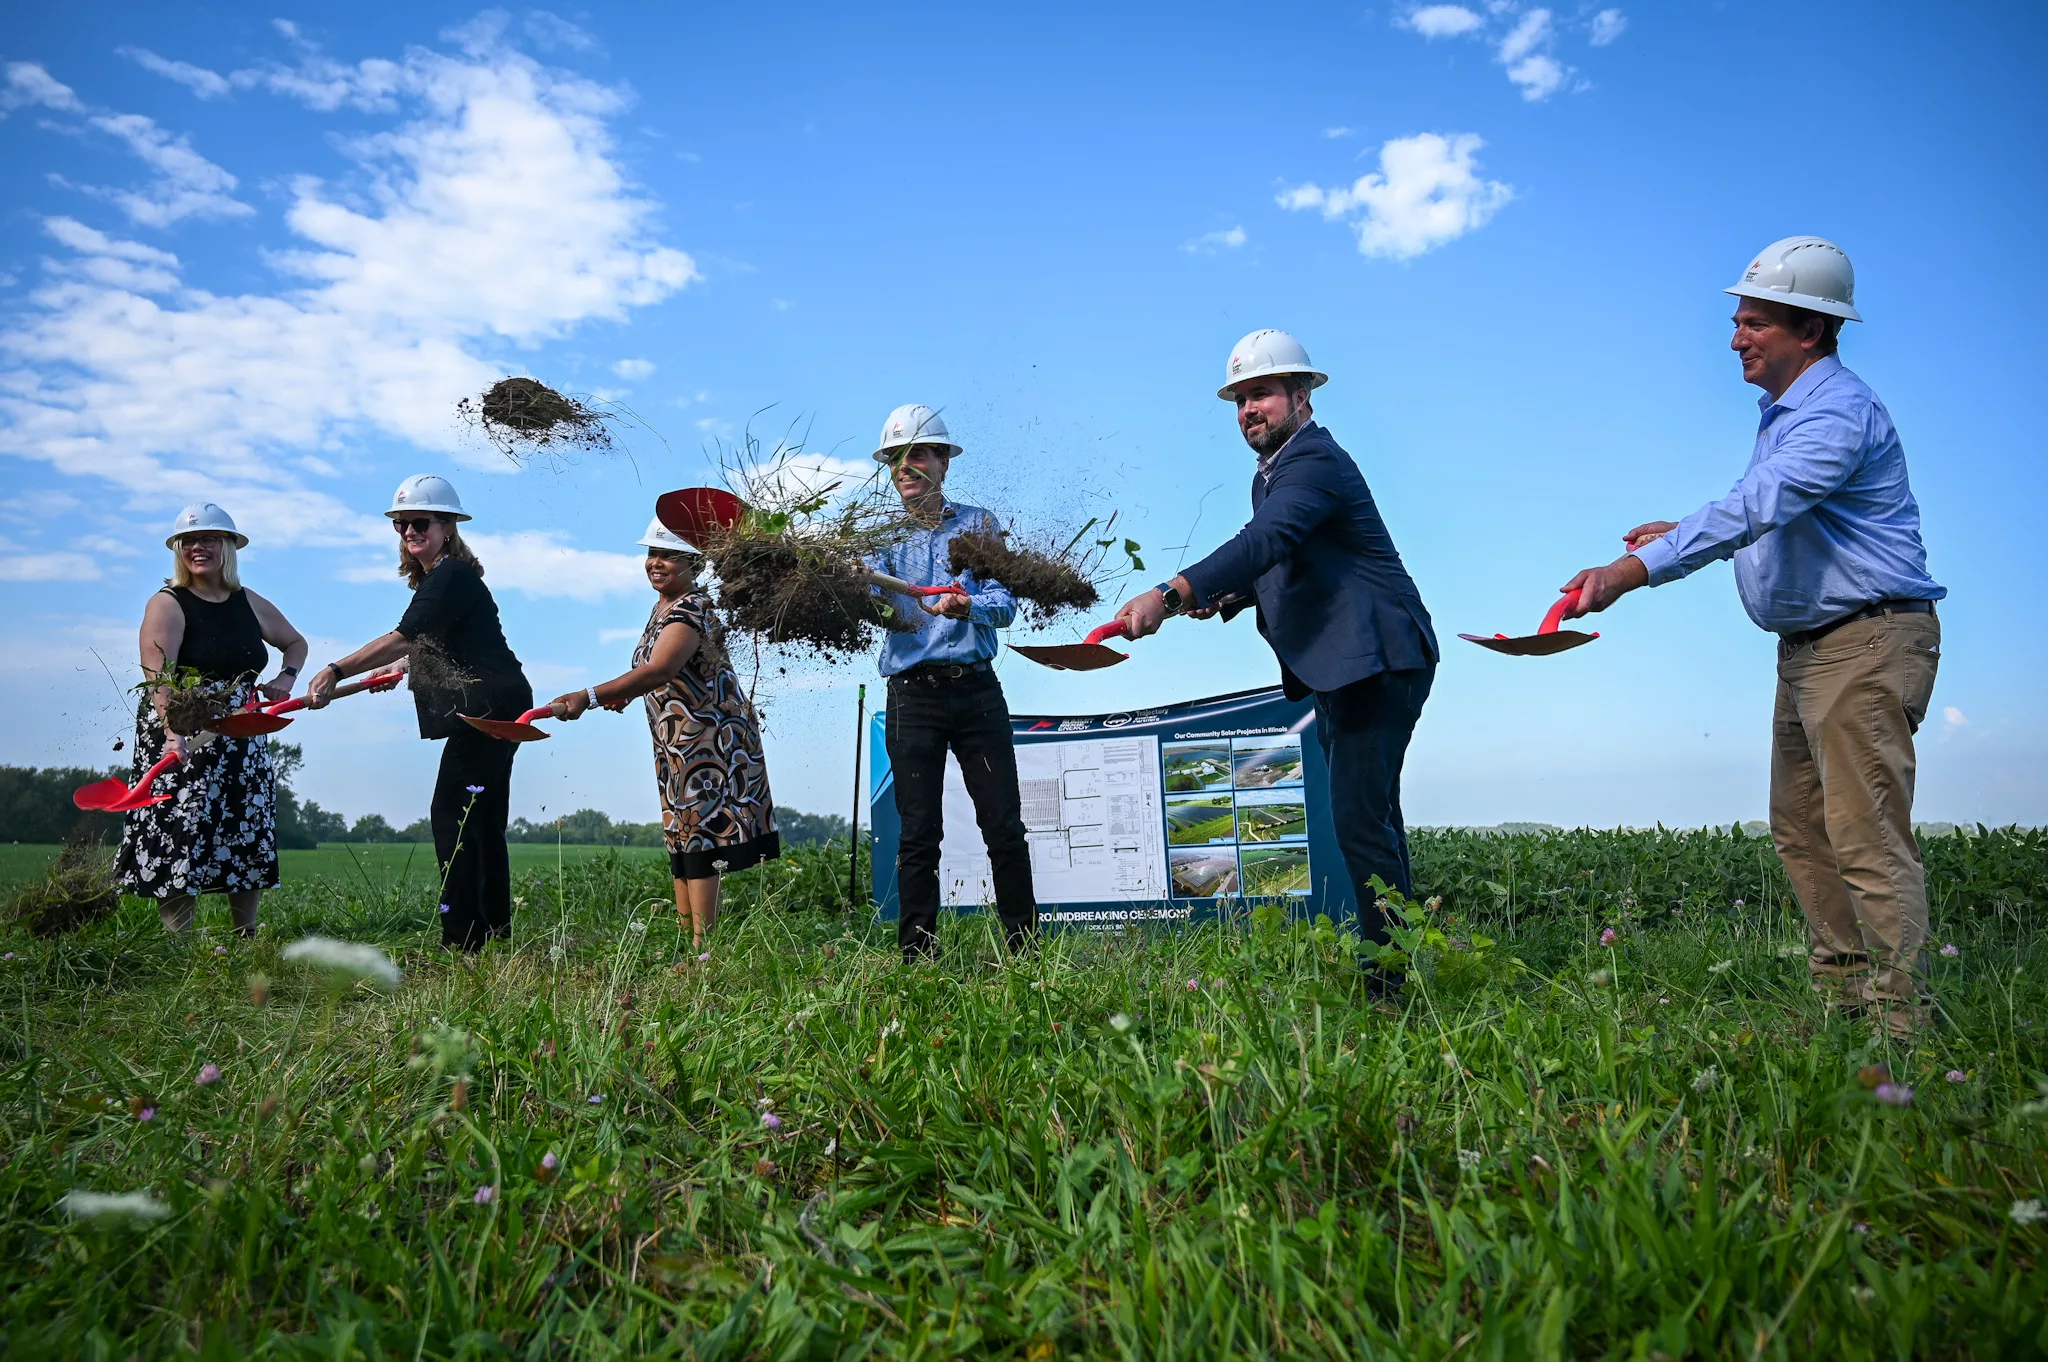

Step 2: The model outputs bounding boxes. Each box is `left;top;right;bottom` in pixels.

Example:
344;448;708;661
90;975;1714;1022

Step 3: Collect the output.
597;626;640;645
0;37;697;547
464;530;645;600
119;47;232;99
525;12;600;52
610;358;656;380
1497;9;1572;100
1943;706;1968;729
1504;54;1567;100
1590;9;1627;46
1323;126;1355;139
1403;5;1485;37
85;112;251;224
0;551;104;582
1277;133;1512;261
1;62;83;114
1182;225;1247;254
1497;8;1552;62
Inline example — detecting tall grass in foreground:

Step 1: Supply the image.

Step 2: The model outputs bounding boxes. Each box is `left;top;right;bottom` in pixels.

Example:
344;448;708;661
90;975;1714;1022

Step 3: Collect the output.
1;830;2043;1358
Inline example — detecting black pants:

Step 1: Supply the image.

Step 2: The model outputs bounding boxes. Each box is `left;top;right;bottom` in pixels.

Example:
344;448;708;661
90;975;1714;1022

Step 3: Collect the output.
885;669;1036;959
1313;664;1434;948
432;727;517;952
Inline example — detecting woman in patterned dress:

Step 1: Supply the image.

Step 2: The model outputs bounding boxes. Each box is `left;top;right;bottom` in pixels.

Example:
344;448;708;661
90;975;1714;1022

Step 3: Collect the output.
118;503;308;936
548;517;779;947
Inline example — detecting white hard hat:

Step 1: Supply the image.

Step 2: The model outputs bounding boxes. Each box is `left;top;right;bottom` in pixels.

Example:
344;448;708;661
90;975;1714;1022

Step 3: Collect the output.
872;403;962;462
386;474;470;521
637;516;696;552
165;502;247;549
1725;236;1862;322
1218;329;1328;400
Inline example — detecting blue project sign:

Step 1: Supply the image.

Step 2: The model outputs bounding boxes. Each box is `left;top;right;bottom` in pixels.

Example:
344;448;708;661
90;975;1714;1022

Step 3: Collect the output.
867;685;1355;930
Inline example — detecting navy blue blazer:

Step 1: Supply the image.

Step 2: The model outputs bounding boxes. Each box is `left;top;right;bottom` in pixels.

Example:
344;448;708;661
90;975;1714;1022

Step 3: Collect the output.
1181;423;1437;698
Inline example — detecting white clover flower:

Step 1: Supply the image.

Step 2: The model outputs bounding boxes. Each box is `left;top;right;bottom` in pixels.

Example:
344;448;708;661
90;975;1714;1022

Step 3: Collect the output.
548;945;565;962
1456;1149;1482;1171
281;936;401;989
1692;1066;1720;1093
63;1190;169;1222
2011;1199;2046;1227
1108;1013;1132;1032
1707;960;1735;975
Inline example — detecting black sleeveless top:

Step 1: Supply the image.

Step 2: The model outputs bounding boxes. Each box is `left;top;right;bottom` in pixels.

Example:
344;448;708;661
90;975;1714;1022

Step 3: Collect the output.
164;587;268;682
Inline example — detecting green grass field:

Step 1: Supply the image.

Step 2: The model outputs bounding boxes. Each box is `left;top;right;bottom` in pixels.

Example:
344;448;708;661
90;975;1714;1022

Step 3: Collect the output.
3;826;2046;1356
0;841;665;891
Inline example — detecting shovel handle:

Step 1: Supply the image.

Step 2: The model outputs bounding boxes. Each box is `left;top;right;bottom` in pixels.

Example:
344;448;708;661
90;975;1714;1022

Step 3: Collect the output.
136;749;182;788
263;666;408;716
516;707;553;724
1538;590;1583;635
865;571;967;598
1084;620;1132;647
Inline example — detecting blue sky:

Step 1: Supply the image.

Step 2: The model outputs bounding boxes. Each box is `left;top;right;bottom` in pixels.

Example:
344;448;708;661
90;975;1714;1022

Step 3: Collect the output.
3;2;2043;831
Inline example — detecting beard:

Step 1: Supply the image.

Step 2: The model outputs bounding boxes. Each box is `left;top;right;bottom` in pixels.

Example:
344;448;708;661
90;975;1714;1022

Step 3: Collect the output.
1243;405;1306;455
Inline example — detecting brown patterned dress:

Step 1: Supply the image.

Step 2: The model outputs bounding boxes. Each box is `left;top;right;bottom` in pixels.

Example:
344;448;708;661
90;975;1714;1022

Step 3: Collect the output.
636;591;780;879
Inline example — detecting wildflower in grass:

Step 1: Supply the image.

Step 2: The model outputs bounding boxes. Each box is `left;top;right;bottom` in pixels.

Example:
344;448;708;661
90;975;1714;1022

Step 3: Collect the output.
1186;978;1199;992
542;1152;558;1171
697;951;710;962
1692;1066;1720;1093
1588;969;1613;987
548;946;565;962
1873;1082;1914;1107
1600;928;1618;947
1707;959;1734;975
761;1112;783;1130
1733;898;1746;908
753;1157;776;1177
137;1107;155;1122
62;1190;169;1222
1456;1149;1482;1171
587;1094;602;1104
1658;997;1671;1005
473;1185;495;1205
195;1063;221;1086
282;936;402;989
712;860;730;873
1940;943;1959;957
1108;1013;1132;1032
628;921;647;935
213;945;228;956
2011;1199;2046;1227
1032;980;1044;991
1853;1223;1869;1235
1945;1070;1966;1083
465;784;484;794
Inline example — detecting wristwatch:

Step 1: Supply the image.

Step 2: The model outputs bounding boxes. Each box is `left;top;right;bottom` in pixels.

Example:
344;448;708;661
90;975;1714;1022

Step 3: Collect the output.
1155;581;1184;613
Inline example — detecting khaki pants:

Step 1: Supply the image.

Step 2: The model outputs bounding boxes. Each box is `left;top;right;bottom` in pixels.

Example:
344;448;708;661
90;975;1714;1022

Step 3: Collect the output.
1770;608;1940;1037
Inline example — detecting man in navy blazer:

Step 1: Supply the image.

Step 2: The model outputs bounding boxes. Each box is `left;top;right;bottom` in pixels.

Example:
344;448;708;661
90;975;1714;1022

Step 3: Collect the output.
1116;330;1437;983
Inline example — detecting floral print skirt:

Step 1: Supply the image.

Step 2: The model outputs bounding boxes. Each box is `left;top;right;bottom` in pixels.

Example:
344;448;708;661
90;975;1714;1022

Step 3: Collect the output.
115;689;280;900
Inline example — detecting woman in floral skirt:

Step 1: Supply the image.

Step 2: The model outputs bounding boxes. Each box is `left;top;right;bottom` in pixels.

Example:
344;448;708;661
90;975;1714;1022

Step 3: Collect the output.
118;503;308;936
548;516;778;948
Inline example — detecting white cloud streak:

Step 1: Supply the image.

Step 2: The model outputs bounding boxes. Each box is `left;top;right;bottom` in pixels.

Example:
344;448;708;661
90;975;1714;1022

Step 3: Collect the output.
1;62;83;114
1403;5;1485;38
1182;225;1247;254
1498;9;1570;100
118;47;233;99
1277;133;1512;261
1590;9;1628;46
610;358;655;380
464;531;647;601
85;112;252;224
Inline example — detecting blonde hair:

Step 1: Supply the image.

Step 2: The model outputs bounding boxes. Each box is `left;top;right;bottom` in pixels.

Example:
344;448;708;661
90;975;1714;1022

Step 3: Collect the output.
168;536;242;591
398;519;485;590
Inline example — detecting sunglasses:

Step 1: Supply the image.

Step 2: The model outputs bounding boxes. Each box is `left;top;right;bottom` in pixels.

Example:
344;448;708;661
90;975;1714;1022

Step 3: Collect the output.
179;534;225;548
391;517;440;535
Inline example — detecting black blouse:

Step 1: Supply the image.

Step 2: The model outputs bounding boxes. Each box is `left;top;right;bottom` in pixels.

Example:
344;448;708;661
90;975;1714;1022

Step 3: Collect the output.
395;557;532;739
164;587;267;683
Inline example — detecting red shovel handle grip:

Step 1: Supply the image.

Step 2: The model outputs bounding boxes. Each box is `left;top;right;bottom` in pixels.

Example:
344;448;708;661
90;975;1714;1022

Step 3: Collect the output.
1084;620;1132;647
517;707;553;724
1538;590;1582;635
264;666;408;716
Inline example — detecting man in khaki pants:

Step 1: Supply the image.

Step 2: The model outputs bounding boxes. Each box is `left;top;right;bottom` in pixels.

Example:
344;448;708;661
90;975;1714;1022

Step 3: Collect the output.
1561;237;1945;1040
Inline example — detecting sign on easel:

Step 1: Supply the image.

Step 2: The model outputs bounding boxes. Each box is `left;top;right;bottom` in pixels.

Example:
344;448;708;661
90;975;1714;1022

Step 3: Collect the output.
867;685;1356;930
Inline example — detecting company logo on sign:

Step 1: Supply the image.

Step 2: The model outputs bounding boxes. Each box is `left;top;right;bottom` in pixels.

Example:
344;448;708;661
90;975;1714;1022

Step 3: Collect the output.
1101;713;1132;728
1056;719;1091;732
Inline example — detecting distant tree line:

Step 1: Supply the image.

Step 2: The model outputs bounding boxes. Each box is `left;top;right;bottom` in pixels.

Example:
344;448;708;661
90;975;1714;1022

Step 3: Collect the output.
1;754;848;850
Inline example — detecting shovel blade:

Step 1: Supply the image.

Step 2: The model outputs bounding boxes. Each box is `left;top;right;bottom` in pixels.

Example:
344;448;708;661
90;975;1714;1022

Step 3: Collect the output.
1458;630;1599;657
1008;641;1130;672
654;487;745;549
72;777;132;811
209;712;295;737
460;714;551;742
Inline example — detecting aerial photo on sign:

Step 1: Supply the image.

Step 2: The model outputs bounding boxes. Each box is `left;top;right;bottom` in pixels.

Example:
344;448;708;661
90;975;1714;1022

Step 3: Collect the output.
1231;734;1304;788
1234;789;1308;843
1164;793;1237;846
1169;846;1240;898
1162;741;1233;792
1239;845;1312;895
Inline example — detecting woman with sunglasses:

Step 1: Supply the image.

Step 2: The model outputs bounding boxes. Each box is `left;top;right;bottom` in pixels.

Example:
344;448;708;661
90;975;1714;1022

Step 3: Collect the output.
118;503;308;937
306;475;532;952
546;517;779;950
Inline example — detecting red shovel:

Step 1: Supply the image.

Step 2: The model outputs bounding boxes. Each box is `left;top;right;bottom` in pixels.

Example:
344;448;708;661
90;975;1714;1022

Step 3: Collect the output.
74;750;182;812
1010;618;1142;672
209;667;408;737
654;486;746;547
1459;589;1600;656
460;706;557;743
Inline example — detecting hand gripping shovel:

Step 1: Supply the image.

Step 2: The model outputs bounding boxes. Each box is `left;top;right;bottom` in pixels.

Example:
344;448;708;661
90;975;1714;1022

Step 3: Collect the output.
1458;589;1600;657
74;750;182;812
654;486;746;547
460;706;558;743
208;667;408;738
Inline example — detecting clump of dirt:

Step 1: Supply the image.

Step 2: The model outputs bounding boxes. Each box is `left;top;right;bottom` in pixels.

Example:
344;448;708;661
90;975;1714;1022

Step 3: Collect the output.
163;682;236;737
407;638;479;705
458;377;614;458
709;535;910;660
947;528;1100;624
8;834;119;937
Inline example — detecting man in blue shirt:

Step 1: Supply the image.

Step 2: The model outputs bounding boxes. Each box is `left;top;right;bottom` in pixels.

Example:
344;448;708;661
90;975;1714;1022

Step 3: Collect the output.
1562;237;1944;1039
867;403;1036;962
1116;331;1438;994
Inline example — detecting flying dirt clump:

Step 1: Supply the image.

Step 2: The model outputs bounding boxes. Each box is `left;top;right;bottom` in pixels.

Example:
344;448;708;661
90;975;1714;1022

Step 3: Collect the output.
947;528;1099;624
406;639;480;709
458;378;615;459
162;682;237;737
8;835;119;937
709;535;910;661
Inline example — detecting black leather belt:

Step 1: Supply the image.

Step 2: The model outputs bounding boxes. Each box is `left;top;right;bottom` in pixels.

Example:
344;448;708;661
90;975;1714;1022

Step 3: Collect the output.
890;659;995;684
1780;598;1935;650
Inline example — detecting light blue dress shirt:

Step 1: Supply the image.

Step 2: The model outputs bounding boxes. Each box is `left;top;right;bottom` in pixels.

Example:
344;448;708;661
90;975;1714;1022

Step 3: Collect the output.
1632;356;1944;634
869;500;1016;676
